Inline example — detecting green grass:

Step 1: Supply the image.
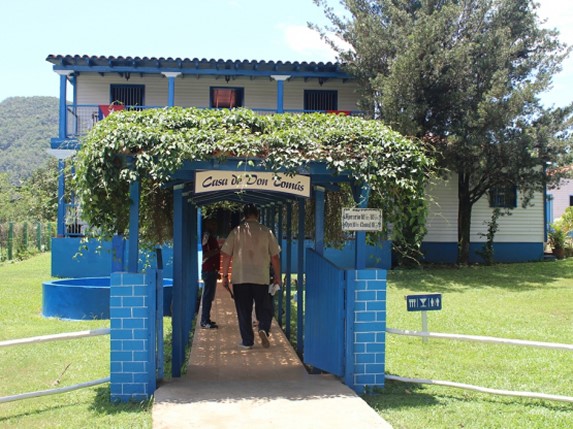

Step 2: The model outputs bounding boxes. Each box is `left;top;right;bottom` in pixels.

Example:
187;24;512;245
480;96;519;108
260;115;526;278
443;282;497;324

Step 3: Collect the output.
3;254;573;428
365;260;573;429
0;254;153;429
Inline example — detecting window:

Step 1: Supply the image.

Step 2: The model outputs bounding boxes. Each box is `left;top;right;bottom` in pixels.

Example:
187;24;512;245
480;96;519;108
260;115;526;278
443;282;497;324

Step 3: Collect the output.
210;87;243;108
110;84;145;107
489;186;517;208
569;195;573;206
304;90;338;111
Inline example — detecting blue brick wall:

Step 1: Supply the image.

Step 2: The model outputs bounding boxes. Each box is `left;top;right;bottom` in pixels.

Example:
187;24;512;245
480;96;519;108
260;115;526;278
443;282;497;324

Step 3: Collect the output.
110;271;156;402
347;268;387;393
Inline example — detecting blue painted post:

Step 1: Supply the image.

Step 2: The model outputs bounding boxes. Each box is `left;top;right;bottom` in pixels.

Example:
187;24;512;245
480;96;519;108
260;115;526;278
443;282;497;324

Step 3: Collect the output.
284;204;292;334
276;79;284;113
272;75;289;113
314;186;325;255
164;73;181;107
56;71;69;139
355;185;371;269
344;269;387;394
297;198;305;353
57;159;66;237
186;199;199;338
127;164;140;273
275;205;286;326
171;185;184;377
181;197;190;341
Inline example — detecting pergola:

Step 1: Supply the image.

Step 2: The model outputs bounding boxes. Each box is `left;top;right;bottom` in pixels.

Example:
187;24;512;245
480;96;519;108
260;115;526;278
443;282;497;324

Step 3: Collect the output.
124;157;373;376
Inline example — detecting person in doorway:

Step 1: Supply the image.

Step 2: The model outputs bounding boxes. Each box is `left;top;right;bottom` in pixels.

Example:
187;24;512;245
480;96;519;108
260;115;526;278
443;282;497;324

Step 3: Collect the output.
200;218;220;329
221;204;281;349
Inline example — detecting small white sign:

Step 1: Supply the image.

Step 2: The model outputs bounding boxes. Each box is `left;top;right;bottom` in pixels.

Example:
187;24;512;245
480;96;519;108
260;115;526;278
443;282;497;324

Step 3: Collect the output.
195;170;311;198
342;208;383;231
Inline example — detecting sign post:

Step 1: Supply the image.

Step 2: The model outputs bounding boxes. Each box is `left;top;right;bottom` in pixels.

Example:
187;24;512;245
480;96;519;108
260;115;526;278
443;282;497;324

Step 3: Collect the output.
405;293;442;343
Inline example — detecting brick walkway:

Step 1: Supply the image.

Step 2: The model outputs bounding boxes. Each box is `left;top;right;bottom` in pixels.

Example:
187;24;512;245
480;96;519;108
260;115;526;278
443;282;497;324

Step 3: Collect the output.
152;281;393;429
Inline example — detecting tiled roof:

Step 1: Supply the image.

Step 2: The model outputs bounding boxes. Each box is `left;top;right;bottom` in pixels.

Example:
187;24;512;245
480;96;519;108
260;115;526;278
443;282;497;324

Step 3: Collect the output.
46;55;349;78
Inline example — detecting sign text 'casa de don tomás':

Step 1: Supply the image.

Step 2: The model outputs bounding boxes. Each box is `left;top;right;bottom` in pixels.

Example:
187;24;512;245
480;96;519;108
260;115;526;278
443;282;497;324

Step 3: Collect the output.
342;208;383;231
195;170;311;198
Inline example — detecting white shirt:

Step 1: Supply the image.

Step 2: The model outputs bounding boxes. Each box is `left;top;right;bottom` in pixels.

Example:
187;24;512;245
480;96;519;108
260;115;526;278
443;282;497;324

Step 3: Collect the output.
221;220;280;285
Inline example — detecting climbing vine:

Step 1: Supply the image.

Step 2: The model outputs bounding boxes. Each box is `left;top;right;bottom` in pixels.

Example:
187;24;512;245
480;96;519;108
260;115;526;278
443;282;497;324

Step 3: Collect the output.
73;107;435;255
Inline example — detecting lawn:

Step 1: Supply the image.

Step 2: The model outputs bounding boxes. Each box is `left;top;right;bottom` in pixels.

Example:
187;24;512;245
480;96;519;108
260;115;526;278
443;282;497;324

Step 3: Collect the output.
368;260;573;429
1;253;572;428
0;253;153;429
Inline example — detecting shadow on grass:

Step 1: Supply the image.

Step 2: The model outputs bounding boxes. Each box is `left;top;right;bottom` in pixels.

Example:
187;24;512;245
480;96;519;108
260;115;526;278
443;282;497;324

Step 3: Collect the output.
89;386;152;415
363;379;573;414
388;259;573;293
362;379;440;410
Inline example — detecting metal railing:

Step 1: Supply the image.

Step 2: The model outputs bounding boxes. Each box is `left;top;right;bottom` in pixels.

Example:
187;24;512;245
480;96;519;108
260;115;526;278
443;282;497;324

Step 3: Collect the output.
63;104;363;138
0;328;110;404
386;327;573;403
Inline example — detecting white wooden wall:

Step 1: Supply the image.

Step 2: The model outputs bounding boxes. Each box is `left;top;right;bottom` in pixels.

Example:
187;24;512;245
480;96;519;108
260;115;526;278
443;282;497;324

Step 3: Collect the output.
75;73;360;111
425;175;544;243
548;179;573;222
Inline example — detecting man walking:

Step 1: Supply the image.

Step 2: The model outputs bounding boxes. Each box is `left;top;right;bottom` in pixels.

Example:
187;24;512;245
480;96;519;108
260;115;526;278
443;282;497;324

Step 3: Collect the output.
221;204;281;349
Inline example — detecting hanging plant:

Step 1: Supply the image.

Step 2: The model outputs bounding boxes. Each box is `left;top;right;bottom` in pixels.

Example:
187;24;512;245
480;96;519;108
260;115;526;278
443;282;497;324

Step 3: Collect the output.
72;107;436;252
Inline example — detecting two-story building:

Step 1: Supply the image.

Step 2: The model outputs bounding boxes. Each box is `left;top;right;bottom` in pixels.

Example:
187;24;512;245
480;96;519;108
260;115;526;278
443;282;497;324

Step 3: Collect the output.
47;54;546;270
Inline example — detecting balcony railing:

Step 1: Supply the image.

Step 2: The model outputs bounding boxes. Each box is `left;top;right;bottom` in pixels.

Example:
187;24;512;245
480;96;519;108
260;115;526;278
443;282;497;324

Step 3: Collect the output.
63;104;362;139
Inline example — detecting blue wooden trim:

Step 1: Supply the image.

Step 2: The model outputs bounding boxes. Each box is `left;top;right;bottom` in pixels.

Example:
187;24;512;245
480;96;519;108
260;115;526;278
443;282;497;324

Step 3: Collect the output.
297;198;305;353
421;241;545;264
186;201;199;338
314;187;325;255
58;74;67;139
52;64;350;80
57;160;65;236
344;271;355;389
147;271;157;393
155;264;165;381
171;187;183;377
128;174;140;273
284;204;292;335
276;205;287;327
276;79;284;113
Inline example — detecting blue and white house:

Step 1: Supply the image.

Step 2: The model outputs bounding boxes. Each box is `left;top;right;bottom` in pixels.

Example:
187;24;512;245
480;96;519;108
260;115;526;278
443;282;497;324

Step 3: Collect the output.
45;54;546;401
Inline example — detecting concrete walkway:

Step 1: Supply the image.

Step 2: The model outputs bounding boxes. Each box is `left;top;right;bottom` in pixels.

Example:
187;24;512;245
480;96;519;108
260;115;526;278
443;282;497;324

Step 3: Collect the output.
152;282;393;429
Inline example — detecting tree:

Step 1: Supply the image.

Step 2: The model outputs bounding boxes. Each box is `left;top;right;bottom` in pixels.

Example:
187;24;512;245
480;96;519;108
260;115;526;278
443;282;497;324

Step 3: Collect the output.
313;0;573;264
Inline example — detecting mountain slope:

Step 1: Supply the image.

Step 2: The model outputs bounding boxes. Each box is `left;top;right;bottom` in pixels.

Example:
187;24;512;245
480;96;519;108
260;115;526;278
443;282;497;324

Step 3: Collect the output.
0;96;59;184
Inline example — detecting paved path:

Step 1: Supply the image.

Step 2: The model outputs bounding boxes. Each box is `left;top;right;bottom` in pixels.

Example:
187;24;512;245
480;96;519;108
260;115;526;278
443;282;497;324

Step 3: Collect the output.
152;282;393;429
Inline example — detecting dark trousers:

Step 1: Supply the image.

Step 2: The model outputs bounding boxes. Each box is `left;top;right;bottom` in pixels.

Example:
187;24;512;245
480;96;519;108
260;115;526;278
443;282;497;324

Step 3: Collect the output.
233;283;272;346
200;271;218;324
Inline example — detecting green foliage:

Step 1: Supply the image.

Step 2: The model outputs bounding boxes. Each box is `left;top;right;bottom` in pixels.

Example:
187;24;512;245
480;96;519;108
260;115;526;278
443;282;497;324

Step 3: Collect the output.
73;107;435;251
314;0;573;264
0;160;59;224
476;208;505;265
0;96;59;184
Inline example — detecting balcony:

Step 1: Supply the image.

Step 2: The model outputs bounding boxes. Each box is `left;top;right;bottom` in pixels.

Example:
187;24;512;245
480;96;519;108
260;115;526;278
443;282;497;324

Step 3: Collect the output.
59;104;360;141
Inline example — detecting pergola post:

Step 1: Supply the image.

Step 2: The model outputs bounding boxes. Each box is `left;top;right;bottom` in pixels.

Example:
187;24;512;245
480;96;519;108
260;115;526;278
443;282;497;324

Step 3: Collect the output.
314;186;325;255
297;197;305;353
127;160;140;273
171;185;184;377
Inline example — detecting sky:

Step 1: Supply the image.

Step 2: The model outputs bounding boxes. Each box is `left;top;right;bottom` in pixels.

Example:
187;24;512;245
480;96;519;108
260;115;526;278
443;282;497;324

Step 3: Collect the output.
0;0;571;108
